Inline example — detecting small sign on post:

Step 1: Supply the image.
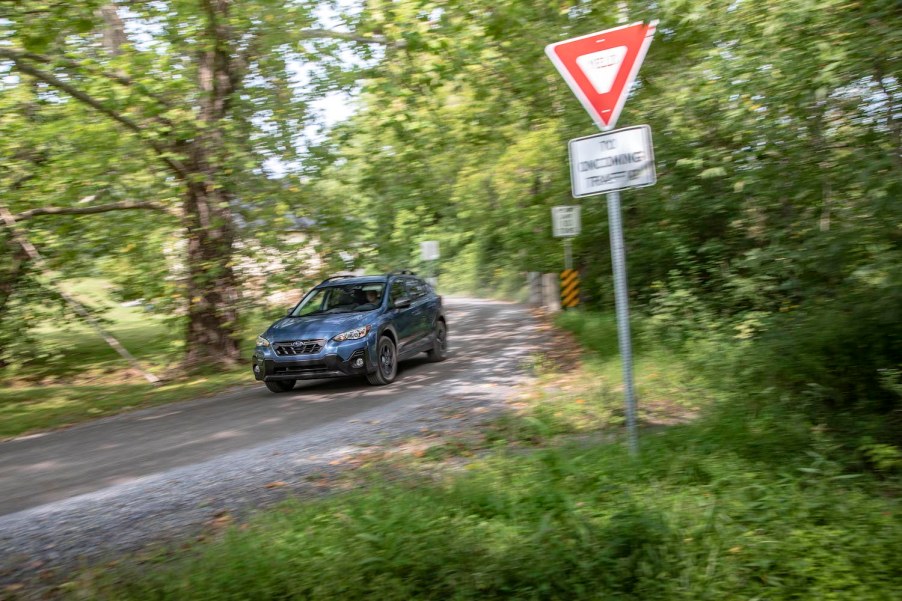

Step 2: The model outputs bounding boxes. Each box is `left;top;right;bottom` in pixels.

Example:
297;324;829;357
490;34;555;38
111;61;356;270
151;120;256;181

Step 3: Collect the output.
552;206;581;238
569;125;656;198
420;240;440;261
420;241;440;288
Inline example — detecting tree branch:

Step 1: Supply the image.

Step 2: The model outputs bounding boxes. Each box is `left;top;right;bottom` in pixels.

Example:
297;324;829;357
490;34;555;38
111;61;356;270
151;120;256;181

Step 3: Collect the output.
8;172;38;191
298;28;400;47
0;9;52;17
12;199;171;222
0;0;74;18
7;48;174;110
0;48;189;179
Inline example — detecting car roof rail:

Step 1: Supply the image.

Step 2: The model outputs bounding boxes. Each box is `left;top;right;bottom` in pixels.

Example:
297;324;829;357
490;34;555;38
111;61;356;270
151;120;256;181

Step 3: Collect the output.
390;270;417;276
319;274;356;285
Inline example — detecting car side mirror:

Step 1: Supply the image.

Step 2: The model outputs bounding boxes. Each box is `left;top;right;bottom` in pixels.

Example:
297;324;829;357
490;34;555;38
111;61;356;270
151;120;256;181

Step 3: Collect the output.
393;297;412;309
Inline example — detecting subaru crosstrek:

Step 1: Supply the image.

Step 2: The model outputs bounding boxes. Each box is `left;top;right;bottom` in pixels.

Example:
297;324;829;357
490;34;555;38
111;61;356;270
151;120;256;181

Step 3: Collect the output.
253;272;448;393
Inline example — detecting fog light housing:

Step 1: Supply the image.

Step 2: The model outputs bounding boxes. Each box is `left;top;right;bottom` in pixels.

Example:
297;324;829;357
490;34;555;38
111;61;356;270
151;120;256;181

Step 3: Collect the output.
353;358;365;368
253;364;261;374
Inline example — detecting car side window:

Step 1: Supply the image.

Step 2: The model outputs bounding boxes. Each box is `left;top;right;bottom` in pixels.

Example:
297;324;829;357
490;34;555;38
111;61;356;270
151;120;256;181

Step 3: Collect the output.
408;280;427;299
389;281;407;306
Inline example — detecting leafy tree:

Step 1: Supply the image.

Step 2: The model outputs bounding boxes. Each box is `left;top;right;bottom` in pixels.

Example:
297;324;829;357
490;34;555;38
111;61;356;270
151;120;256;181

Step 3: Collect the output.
0;0;393;367
314;0;900;408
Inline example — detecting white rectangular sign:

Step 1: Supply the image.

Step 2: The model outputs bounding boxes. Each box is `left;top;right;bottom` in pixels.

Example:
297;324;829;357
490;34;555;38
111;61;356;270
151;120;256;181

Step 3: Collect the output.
569;125;656;197
420;240;440;261
552;205;581;238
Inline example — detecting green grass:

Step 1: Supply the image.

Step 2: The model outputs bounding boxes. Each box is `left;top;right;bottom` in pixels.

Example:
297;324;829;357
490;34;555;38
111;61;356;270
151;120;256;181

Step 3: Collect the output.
67;310;900;600
0;278;275;439
79;407;901;600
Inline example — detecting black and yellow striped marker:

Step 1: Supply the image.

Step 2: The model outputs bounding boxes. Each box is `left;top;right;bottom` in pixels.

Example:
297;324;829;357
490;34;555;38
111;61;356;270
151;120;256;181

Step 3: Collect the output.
560;269;580;308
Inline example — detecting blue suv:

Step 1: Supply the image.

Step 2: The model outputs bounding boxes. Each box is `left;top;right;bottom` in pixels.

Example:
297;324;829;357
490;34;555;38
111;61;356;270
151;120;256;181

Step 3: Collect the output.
253;272;448;393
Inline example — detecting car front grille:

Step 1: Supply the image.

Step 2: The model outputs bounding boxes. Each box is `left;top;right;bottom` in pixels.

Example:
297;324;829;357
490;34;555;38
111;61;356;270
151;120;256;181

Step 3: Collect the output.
274;339;325;356
272;362;331;376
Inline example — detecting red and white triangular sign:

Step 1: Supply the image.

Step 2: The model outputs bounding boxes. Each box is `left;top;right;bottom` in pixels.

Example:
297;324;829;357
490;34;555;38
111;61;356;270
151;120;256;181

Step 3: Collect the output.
545;21;657;130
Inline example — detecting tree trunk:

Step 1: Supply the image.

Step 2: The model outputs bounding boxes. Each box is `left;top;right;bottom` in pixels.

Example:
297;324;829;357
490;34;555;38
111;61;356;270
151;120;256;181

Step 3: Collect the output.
98;3;127;56
181;0;241;367
182;180;240;367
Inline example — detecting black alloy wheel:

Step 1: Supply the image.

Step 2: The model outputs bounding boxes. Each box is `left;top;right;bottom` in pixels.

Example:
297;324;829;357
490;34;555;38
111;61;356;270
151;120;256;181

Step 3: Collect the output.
426;320;448;362
265;379;296;393
367;336;398;385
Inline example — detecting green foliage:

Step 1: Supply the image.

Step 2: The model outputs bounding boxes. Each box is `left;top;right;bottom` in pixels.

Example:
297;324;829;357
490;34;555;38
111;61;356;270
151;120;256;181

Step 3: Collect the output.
554;310;623;360
304;0;902;422
1;0;405;367
5;0;899;382
86;407;901;600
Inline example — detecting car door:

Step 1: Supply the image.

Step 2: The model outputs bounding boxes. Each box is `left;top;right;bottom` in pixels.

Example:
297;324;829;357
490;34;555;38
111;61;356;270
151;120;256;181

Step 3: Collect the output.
388;279;417;354
405;279;434;350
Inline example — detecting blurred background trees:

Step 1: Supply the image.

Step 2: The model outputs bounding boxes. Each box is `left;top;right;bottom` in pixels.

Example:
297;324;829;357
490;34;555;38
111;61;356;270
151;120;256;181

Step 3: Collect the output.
1;0;392;367
317;0;900;424
2;0;899;426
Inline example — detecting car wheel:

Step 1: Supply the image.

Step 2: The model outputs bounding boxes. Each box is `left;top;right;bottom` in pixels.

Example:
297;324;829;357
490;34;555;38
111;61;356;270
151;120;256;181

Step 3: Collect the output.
426;320;448;362
265;379;296;393
367;336;398;385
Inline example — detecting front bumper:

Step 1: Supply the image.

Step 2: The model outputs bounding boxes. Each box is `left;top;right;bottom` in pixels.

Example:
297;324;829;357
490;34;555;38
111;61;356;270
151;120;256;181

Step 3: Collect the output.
252;338;372;381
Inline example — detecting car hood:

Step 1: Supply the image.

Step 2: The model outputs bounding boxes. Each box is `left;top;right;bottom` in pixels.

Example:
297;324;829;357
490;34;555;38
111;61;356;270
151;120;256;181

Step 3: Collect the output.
264;311;376;341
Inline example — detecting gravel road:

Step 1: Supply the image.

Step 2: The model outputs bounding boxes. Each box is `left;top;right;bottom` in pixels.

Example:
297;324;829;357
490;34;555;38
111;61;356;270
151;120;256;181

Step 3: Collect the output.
0;298;542;589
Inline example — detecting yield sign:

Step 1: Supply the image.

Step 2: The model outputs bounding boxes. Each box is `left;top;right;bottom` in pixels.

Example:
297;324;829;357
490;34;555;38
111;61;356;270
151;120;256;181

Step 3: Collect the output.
545;21;657;130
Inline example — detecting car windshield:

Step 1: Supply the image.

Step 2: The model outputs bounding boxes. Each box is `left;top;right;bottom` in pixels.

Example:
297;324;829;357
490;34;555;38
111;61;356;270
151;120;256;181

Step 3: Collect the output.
290;283;385;316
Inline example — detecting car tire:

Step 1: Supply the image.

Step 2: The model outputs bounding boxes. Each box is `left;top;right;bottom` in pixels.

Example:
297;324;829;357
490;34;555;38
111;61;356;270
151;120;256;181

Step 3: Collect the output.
265;379;296;393
367;336;398;385
426;319;448;362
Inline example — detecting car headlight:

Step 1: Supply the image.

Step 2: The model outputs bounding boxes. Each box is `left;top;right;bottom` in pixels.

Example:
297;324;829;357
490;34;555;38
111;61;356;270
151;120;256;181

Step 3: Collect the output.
256;335;270;347
333;325;371;342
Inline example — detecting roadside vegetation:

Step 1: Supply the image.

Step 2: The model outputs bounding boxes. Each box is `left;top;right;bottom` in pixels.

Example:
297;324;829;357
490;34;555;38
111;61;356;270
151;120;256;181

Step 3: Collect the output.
0;278;274;439
69;310;900;601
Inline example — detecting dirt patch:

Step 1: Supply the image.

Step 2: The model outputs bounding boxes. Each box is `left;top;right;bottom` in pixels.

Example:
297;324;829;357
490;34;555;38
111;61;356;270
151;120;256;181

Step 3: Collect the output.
530;309;585;373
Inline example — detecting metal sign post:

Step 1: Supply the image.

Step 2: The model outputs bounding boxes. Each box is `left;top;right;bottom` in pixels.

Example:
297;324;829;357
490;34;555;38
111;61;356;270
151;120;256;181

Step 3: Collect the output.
563;239;573;270
548;21;657;456
564;125;655;454
606;190;638;456
552;205;581;271
552;206;580;307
